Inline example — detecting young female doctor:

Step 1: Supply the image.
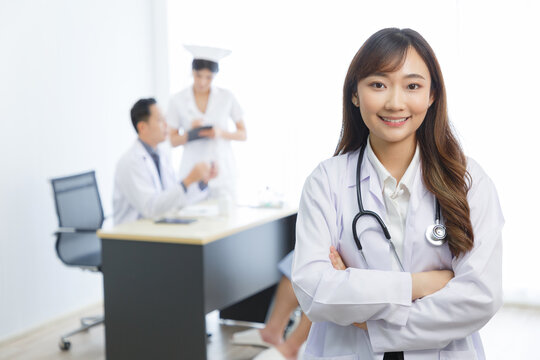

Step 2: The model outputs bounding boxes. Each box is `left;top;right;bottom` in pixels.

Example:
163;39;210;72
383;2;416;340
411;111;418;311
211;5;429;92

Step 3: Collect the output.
291;28;504;360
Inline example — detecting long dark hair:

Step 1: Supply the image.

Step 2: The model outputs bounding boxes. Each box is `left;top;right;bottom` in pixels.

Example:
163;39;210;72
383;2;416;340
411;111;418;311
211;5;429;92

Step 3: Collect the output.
335;28;473;257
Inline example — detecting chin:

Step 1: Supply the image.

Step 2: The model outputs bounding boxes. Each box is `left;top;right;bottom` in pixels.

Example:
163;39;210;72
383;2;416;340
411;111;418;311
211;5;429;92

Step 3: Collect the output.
371;130;416;144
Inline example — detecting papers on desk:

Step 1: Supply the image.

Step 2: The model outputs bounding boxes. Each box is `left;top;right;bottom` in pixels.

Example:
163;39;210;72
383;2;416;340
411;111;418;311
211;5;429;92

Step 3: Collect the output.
177;203;220;217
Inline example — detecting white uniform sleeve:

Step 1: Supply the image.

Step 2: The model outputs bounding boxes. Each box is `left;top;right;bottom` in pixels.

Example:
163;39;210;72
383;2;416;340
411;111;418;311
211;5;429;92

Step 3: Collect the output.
166;96;185;130
292;164;413;327
118;158;188;219
366;167;504;352
229;92;243;123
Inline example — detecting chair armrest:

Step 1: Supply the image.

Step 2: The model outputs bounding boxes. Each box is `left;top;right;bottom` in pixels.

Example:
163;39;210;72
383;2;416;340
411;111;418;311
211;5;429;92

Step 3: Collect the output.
54;227;99;235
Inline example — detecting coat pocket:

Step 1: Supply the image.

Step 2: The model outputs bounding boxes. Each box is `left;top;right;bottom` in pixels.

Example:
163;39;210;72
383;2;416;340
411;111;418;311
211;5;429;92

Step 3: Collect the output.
439;350;477;360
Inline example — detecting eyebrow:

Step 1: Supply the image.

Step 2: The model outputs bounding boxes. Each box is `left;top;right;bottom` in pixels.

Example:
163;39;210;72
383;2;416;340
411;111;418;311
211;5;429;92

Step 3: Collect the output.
370;72;426;80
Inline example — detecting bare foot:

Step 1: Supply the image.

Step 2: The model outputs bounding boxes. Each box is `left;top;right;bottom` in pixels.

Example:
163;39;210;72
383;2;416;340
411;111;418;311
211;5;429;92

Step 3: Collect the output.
259;328;284;347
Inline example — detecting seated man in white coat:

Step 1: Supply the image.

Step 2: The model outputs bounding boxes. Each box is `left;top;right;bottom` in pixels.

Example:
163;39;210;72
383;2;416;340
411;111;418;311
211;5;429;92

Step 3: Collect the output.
113;98;217;225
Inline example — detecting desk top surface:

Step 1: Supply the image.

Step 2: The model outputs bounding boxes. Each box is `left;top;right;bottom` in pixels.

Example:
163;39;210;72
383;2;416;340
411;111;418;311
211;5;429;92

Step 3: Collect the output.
98;204;297;245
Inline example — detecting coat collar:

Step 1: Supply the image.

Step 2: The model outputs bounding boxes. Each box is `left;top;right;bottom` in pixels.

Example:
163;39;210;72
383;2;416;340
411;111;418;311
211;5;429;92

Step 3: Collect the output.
346;146;429;214
189;85;218;115
346;148;384;208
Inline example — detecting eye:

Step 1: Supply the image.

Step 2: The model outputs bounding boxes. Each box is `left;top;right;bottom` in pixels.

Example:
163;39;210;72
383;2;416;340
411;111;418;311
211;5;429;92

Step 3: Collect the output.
369;82;386;89
408;83;420;90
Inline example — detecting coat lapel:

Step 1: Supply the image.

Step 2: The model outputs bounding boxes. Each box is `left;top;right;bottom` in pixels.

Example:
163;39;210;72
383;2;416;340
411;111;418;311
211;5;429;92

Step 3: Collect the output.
402;161;431;270
345;149;393;270
134;140;163;191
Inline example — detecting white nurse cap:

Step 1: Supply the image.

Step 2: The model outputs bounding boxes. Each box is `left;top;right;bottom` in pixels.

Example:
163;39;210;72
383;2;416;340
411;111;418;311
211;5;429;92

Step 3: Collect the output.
183;45;231;63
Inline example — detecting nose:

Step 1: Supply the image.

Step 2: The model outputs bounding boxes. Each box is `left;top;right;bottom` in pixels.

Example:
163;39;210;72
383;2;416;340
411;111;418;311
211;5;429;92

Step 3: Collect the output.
384;87;405;111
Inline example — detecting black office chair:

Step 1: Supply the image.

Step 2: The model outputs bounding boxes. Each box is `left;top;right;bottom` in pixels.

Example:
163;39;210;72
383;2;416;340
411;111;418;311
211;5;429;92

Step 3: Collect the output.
50;171;105;351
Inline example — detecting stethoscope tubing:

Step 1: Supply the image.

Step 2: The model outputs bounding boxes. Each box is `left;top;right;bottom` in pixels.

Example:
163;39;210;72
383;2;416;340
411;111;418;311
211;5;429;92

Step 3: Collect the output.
352;144;446;272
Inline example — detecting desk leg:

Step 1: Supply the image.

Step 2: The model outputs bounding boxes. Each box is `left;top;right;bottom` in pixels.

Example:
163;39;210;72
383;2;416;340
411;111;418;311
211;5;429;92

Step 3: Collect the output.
102;239;207;360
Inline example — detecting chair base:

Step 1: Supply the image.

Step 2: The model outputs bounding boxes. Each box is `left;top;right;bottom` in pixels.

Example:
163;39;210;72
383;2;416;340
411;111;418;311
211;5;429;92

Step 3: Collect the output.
59;315;104;351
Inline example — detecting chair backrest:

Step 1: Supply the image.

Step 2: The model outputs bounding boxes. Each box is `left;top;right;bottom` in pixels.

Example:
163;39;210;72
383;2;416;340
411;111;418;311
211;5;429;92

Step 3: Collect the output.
50;171;104;268
51;171;104;230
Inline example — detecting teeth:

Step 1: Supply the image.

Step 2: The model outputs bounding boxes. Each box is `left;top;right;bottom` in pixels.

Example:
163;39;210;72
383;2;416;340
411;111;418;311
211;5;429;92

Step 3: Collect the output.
381;117;408;123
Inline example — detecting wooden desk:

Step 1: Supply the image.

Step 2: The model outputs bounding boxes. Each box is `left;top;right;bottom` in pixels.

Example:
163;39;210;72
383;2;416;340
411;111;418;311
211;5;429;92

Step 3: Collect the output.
98;205;297;360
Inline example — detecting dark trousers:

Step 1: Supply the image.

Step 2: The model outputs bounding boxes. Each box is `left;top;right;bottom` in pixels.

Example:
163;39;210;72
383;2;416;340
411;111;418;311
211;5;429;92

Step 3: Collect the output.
383;352;404;360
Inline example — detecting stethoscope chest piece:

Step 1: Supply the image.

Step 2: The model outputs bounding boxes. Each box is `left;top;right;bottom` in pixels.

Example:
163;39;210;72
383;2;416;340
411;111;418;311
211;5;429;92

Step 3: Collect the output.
425;223;447;246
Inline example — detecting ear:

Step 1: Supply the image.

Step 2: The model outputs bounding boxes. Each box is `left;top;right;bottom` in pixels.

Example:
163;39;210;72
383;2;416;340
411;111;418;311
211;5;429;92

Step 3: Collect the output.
136;121;146;134
429;92;435;107
351;93;359;107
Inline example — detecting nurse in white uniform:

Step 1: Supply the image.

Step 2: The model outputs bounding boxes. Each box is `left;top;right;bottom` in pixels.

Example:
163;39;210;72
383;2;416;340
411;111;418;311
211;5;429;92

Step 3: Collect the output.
167;45;247;199
292;28;504;360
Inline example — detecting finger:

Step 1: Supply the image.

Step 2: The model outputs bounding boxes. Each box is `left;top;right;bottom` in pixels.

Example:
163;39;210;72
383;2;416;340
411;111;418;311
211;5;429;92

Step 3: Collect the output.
334;254;346;270
329;247;346;270
329;253;339;269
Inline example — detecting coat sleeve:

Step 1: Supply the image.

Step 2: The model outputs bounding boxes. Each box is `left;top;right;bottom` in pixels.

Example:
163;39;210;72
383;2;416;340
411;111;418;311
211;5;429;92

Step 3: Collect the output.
366;163;504;352
117;157;188;219
292;163;413;327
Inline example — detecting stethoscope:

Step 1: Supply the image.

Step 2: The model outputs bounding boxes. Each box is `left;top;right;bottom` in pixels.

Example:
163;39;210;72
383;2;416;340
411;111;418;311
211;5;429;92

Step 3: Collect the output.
352;145;447;271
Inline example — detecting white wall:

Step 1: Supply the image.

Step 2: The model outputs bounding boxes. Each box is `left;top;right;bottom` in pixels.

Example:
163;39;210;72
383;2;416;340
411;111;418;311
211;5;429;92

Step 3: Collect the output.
0;0;167;341
167;0;540;305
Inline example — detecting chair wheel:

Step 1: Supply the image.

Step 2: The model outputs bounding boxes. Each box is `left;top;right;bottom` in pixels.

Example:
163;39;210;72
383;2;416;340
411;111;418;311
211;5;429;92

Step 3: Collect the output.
59;339;71;351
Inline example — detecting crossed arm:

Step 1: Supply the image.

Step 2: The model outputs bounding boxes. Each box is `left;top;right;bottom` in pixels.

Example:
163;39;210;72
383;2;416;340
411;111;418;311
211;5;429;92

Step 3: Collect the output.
327;246;454;330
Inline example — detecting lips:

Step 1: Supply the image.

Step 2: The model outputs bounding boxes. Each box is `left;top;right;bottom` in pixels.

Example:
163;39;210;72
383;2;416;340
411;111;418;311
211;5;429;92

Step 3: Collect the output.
378;116;410;127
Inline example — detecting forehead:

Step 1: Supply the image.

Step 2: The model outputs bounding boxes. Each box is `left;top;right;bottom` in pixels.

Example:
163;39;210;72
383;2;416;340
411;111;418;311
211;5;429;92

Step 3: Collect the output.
368;48;430;80
148;103;161;116
194;69;214;76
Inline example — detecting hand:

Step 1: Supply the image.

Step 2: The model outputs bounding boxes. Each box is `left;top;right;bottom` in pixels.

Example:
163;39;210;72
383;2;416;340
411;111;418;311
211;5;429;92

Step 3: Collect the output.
198;127;221;139
184;162;211;187
329;246;347;270
329;247;367;330
411;270;454;300
353;322;367;330
191;118;204;128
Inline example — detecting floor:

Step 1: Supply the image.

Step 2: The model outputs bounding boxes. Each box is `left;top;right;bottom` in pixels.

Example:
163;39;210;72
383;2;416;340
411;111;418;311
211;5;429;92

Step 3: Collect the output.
0;303;537;359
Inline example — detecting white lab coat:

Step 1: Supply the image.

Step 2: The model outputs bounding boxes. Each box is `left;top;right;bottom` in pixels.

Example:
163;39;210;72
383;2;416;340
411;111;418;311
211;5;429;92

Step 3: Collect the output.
113;140;206;225
167;86;243;197
292;148;504;360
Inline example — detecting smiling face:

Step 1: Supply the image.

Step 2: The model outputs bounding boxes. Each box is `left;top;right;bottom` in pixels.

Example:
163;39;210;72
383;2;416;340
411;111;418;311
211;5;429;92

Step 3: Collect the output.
354;47;433;149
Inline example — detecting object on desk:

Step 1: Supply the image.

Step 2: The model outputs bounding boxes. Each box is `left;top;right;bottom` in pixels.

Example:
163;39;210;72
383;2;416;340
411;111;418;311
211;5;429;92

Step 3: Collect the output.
187;126;213;141
257;186;284;209
177;202;220;217
155;218;197;224
216;189;234;216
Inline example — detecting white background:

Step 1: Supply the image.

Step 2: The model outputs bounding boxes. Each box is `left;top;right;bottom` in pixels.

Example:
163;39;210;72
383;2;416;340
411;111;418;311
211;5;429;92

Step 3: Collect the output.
0;0;538;343
167;0;540;305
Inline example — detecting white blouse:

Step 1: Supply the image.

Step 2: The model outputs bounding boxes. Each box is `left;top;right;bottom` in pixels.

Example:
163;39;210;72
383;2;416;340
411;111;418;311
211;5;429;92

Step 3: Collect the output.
365;137;420;270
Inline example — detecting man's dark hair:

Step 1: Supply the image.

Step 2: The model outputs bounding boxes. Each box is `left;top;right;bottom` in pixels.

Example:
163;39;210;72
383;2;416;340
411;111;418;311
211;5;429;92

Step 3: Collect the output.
130;98;157;133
